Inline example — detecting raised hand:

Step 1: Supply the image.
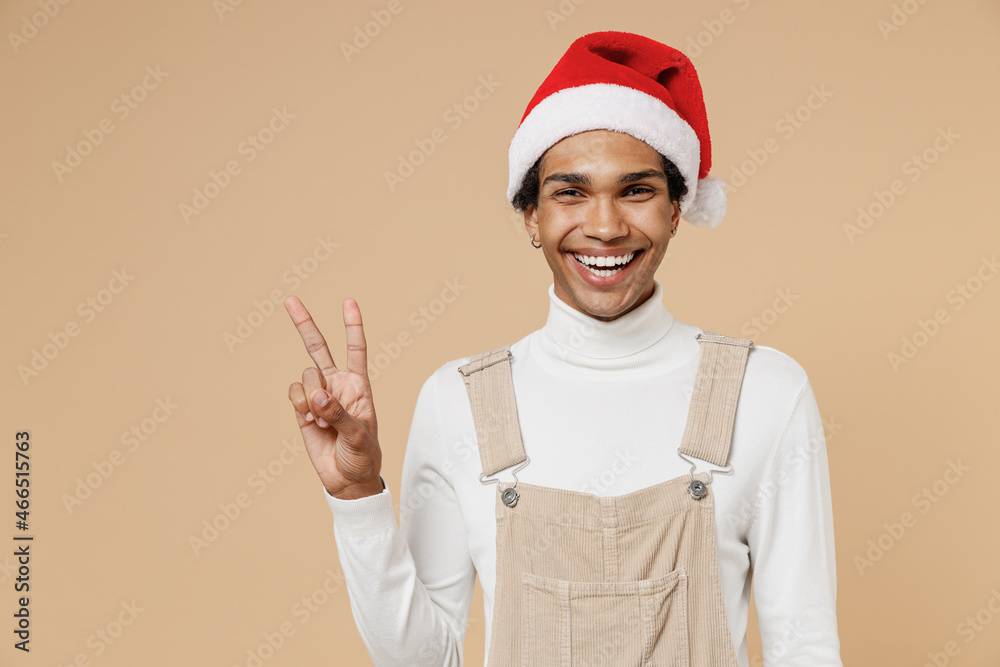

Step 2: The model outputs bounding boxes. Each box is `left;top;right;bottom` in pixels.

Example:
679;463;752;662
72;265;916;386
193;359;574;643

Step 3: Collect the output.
284;296;384;500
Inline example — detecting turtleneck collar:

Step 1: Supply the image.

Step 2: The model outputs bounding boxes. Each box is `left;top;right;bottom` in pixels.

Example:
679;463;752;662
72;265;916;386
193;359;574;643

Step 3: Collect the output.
540;279;675;360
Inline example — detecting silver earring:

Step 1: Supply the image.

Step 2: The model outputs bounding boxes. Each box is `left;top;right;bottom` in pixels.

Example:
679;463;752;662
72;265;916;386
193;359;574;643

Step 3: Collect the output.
530;234;542;248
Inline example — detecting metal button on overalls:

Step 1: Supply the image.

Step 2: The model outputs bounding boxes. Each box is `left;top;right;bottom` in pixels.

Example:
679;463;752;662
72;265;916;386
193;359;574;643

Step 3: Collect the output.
459;331;752;666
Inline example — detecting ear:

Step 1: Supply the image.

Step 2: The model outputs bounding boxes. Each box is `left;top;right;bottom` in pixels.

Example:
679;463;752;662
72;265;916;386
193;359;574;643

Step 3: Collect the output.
523;205;539;237
670;199;681;227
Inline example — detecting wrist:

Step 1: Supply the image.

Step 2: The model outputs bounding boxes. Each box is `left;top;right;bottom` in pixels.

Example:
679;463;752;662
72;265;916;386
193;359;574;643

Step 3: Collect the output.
331;476;385;500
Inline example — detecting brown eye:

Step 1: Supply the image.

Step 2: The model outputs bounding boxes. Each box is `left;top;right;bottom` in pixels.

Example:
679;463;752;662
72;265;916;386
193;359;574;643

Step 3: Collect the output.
625;186;653;196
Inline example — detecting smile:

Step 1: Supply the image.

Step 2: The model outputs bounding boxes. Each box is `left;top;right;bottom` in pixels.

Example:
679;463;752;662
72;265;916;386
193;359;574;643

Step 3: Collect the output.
571;250;641;277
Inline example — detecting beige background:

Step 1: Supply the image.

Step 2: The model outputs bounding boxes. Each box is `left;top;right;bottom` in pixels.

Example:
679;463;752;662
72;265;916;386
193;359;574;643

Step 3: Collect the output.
2;0;998;664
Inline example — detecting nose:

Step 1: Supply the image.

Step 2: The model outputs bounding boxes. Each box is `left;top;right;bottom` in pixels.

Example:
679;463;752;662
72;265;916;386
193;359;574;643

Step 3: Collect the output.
580;194;629;241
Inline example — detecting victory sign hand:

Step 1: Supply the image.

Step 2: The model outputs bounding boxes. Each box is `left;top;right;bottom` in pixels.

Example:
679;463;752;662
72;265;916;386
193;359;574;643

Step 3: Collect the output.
285;296;383;500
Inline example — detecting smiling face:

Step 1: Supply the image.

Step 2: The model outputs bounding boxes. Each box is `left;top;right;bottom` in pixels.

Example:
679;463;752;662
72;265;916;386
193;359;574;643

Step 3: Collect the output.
523;129;680;322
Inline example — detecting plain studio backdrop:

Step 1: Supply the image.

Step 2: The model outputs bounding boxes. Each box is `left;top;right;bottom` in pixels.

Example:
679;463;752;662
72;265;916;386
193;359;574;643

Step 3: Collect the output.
1;0;999;665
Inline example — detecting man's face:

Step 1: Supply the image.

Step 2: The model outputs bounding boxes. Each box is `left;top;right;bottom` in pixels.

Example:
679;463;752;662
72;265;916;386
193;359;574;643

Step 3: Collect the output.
523;129;680;322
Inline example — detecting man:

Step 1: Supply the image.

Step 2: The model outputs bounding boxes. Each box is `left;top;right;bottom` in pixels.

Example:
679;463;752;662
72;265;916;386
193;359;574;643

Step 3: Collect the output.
285;31;842;665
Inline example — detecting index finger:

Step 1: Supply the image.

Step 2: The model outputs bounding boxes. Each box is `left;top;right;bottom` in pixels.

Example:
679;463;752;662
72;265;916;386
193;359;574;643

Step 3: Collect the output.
284;296;338;374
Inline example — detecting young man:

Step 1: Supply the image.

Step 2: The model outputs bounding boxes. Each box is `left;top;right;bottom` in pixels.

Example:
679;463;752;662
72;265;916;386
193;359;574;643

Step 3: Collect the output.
285;31;842;665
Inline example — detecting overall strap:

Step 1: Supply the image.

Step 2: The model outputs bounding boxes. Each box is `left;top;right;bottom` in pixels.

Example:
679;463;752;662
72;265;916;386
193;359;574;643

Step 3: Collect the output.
678;331;754;468
457;343;527;477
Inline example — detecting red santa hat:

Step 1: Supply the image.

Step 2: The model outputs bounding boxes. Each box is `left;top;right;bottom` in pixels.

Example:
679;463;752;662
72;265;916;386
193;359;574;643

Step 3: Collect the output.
508;30;727;228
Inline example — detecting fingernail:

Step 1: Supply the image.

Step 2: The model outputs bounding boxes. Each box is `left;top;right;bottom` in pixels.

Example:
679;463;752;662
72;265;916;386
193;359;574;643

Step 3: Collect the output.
313;390;329;407
317;417;329;428
305;412;314;422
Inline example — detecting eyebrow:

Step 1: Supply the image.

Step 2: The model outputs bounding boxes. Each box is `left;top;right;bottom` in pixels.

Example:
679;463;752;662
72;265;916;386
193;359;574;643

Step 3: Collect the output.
617;169;666;185
541;169;666;189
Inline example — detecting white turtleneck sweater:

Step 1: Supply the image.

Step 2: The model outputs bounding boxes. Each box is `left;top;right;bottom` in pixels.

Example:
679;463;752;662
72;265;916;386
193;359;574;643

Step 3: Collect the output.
324;279;842;666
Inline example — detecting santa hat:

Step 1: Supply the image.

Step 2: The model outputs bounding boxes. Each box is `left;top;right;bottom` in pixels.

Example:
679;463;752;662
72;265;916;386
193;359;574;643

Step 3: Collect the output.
507;31;726;228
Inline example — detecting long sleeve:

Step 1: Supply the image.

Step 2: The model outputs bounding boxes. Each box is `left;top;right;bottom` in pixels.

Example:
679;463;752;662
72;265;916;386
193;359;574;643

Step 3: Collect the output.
324;373;476;666
746;378;843;666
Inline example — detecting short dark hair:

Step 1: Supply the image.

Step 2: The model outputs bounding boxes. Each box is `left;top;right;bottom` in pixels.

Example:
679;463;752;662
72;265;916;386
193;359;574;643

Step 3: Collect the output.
511;150;688;214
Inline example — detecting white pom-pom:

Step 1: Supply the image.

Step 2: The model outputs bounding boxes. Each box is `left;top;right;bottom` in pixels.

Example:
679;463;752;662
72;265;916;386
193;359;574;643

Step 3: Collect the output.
681;175;728;228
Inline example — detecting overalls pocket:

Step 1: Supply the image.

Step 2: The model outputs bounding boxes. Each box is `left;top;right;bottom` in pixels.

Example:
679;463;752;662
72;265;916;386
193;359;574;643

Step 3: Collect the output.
520;568;689;667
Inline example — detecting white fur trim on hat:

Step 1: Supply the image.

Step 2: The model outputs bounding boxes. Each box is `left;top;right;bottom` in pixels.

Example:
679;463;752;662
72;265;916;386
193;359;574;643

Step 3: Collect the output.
683;174;727;229
507;82;726;227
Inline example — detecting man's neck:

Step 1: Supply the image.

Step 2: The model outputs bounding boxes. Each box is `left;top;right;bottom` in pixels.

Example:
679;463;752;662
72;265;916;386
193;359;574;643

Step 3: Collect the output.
541;279;674;360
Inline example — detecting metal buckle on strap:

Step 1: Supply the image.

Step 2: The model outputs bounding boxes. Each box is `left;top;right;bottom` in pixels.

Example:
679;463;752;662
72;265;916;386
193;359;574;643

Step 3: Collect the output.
677;451;734;499
457;348;513;377
696;332;754;348
479;457;531;507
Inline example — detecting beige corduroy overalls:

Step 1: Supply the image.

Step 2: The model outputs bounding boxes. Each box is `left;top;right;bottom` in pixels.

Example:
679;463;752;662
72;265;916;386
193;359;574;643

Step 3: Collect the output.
458;330;752;666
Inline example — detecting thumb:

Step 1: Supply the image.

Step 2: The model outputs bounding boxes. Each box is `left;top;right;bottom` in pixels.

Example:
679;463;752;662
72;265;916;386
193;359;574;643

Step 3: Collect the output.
310;388;359;437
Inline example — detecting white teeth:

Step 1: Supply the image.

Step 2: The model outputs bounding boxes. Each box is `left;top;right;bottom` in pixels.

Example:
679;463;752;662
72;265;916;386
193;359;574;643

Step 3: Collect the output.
571;251;638;277
572;251;635;268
